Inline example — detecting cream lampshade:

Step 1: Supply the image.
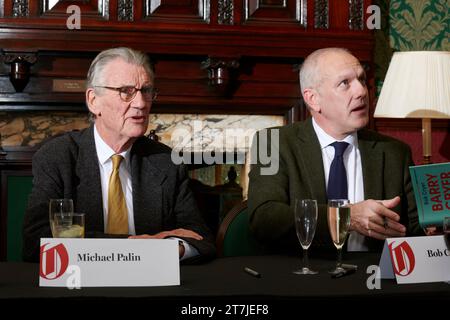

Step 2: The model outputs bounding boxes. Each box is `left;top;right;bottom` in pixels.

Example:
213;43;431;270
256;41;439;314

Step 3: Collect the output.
374;51;450;164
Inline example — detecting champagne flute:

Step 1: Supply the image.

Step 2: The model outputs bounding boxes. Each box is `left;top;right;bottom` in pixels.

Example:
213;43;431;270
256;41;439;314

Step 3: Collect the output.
327;199;351;274
293;199;318;275
49;199;73;237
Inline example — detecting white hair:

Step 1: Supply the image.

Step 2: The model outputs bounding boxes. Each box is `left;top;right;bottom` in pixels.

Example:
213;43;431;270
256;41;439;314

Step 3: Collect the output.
86;47;154;89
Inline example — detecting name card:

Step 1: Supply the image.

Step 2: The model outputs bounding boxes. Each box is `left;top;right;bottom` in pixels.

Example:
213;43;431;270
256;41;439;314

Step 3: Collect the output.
39;238;180;287
378;235;450;284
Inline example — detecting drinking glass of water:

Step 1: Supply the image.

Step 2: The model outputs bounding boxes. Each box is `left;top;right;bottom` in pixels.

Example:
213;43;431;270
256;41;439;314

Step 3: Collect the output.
49;199;73;237
53;213;85;238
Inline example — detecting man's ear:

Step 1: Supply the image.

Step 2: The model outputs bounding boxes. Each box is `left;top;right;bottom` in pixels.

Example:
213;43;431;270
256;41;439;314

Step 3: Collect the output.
302;88;321;113
86;88;101;116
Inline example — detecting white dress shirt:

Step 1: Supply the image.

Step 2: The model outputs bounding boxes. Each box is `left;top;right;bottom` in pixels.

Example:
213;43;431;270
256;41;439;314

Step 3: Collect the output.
93;125;198;259
312;118;368;251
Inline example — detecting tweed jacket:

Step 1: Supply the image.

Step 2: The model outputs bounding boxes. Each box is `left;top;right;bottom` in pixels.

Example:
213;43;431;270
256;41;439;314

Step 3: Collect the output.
248;118;421;253
23;126;215;262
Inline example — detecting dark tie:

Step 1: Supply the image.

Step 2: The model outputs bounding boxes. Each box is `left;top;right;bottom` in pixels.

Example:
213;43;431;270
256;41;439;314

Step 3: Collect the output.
327;142;349;200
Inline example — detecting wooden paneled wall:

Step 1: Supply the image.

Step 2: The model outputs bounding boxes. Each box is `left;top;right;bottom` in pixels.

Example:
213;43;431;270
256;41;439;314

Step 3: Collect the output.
0;0;374;120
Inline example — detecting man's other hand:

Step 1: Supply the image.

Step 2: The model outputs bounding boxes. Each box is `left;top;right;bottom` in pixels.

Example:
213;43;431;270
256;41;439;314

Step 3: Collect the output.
128;228;203;240
349;196;407;240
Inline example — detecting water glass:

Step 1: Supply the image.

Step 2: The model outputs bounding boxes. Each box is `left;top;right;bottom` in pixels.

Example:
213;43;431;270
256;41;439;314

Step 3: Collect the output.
53;213;85;238
49;199;74;237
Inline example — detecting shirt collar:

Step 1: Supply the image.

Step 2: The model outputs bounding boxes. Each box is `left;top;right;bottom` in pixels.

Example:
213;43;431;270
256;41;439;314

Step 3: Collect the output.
93;125;131;166
311;117;358;150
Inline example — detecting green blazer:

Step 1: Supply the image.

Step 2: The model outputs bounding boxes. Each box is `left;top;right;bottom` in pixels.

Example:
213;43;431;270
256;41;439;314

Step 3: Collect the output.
248;118;421;253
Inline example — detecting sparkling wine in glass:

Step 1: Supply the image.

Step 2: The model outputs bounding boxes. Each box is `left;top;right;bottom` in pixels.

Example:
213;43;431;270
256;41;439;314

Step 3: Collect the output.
327;199;351;274
293;199;319;275
49;199;74;237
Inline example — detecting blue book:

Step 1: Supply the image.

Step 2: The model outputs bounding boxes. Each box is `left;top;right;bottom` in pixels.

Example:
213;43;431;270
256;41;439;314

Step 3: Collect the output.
409;162;450;228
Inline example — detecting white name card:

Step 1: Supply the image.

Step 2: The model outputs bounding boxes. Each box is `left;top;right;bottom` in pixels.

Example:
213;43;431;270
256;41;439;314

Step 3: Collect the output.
378;235;450;284
39;238;180;287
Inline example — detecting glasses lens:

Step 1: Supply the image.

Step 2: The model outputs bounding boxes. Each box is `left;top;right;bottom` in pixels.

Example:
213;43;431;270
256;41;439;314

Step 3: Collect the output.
119;87;136;102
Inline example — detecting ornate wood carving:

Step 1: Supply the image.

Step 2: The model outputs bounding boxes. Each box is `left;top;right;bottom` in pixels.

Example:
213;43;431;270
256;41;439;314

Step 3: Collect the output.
2;52;37;92
218;0;233;25
349;0;364;30
12;0;28;17
118;0;133;21
314;0;328;29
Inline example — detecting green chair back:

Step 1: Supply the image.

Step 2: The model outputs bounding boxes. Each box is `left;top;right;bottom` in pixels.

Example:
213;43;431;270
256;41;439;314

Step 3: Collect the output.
216;200;265;257
6;175;33;261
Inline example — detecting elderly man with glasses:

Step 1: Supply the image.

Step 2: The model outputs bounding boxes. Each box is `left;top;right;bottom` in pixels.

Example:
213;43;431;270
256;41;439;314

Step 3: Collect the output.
23;47;215;263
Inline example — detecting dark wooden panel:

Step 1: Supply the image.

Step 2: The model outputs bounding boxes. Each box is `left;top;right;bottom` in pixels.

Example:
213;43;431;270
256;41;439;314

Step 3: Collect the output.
2;0;109;19
0;0;374;114
143;0;209;23
40;0;109;19
329;0;349;29
244;0;305;26
0;52;302;114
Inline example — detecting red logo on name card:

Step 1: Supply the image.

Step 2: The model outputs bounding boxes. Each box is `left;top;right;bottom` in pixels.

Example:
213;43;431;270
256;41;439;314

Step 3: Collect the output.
389;241;416;276
39;243;69;280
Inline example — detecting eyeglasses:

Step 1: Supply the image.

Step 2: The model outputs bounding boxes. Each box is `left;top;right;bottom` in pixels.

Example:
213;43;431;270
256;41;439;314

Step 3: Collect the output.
94;85;158;102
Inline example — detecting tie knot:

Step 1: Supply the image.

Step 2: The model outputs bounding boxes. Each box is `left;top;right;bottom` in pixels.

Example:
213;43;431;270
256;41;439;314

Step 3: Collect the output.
111;154;123;170
331;142;349;157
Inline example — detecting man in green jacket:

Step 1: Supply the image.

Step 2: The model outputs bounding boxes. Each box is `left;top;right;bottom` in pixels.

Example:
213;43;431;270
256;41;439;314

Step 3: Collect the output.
248;48;422;253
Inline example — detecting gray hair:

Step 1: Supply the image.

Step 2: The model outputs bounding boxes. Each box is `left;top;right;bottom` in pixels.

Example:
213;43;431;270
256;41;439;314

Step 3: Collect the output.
299;47;352;92
86;47;154;89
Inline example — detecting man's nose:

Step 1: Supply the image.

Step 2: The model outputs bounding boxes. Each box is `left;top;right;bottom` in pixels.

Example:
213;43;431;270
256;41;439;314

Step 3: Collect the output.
353;79;367;99
131;90;149;109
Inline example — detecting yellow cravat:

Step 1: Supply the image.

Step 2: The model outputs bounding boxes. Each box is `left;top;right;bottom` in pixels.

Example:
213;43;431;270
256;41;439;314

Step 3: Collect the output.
107;155;129;234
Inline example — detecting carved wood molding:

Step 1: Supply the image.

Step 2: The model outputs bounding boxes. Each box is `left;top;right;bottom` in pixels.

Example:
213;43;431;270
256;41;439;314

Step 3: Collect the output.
12;0;29;17
314;0;328;29
218;0;233;25
118;0;133;21
349;0;364;30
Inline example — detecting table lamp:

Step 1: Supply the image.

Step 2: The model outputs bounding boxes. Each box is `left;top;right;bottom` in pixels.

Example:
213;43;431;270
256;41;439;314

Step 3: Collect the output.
374;51;450;164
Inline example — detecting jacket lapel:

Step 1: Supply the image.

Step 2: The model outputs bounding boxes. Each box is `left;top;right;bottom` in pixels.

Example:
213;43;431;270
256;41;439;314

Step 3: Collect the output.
295;118;327;203
131;138;167;235
358;129;386;251
358;129;384;200
75;126;104;233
